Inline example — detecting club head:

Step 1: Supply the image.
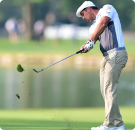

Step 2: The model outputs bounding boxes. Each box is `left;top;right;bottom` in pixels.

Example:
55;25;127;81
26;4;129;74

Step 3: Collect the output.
33;69;39;73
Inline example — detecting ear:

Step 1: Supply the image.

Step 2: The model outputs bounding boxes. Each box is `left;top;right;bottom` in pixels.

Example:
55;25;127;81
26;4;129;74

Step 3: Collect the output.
86;7;91;13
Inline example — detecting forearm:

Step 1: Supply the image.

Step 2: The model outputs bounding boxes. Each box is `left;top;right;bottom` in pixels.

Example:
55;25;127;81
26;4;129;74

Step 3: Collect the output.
81;17;111;53
89;16;111;41
90;22;106;41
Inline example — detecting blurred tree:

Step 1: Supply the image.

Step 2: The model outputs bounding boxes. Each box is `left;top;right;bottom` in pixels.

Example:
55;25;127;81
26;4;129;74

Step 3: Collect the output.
0;0;22;26
54;0;92;26
0;0;135;40
13;0;47;39
54;0;135;30
106;0;135;30
0;0;47;39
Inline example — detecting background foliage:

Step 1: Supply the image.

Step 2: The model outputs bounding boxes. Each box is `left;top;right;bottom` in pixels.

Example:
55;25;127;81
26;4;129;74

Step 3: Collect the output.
0;0;135;29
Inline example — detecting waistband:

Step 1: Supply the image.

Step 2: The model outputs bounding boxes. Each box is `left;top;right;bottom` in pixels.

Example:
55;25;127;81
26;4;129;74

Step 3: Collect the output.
103;47;126;56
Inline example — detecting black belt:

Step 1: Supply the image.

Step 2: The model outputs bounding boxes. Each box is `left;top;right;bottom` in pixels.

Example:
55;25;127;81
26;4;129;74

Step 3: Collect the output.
103;47;126;56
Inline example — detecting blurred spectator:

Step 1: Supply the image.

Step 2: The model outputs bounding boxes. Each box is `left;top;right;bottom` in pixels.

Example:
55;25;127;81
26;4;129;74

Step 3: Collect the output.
45;12;56;26
33;20;45;41
68;12;77;23
5;18;18;43
17;19;26;37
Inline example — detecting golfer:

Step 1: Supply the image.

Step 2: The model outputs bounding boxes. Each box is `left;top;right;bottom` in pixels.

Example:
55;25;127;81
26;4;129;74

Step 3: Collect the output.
76;1;128;130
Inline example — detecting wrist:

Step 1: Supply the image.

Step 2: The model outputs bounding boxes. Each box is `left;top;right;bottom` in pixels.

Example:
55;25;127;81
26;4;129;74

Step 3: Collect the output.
88;39;95;48
88;39;95;43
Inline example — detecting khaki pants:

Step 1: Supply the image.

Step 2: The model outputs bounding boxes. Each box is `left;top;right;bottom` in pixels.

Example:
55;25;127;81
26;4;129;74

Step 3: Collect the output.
100;50;128;127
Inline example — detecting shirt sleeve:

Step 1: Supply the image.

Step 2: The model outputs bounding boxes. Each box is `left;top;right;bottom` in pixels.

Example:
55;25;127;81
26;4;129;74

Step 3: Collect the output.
101;5;114;19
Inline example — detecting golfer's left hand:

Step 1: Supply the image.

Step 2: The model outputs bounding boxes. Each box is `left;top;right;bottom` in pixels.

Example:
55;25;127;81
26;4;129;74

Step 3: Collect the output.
83;39;95;53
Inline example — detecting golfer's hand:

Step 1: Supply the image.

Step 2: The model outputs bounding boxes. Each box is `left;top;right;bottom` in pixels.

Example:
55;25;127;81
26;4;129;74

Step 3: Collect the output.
80;39;95;53
84;40;95;51
80;44;89;53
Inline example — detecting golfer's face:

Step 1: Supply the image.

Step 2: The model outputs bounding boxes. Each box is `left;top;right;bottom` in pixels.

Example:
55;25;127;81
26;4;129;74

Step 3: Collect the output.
81;9;93;22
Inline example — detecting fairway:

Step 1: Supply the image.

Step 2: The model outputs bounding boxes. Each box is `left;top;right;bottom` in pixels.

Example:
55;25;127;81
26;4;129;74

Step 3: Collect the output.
0;107;134;130
1;0;135;130
0;39;135;57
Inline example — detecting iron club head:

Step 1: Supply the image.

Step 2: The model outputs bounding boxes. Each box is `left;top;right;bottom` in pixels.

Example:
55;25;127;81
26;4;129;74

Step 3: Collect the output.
33;69;39;73
32;49;81;73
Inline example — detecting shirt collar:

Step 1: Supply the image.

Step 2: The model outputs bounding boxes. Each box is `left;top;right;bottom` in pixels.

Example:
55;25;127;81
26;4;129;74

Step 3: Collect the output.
96;8;102;19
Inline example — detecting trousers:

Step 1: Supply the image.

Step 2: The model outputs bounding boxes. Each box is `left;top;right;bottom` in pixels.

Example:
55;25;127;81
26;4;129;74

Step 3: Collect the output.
100;50;128;127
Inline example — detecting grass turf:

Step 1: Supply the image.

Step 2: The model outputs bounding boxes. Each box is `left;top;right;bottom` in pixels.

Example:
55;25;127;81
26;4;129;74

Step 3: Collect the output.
0;107;134;130
0;38;135;57
0;39;135;129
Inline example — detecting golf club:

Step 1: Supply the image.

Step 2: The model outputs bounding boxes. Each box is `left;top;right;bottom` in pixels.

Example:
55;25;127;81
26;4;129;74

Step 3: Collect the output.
33;49;84;73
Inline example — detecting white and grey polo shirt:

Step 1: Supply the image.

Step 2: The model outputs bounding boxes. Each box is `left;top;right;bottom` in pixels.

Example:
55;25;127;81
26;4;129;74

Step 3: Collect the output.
89;4;125;53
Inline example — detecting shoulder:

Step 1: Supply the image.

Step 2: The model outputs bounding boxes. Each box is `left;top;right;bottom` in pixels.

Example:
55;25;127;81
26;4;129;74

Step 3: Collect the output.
102;4;115;12
98;4;117;20
103;4;114;9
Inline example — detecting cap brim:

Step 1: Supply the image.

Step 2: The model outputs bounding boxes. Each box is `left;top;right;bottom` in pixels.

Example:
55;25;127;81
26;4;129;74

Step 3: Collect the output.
76;1;97;17
76;11;82;17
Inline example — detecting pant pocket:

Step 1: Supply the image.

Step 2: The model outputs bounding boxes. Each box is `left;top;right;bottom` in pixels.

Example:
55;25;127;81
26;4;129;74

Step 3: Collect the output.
115;51;128;67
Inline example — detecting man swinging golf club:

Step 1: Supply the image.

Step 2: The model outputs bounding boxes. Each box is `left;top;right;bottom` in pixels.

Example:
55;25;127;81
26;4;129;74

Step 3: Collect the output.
76;1;128;130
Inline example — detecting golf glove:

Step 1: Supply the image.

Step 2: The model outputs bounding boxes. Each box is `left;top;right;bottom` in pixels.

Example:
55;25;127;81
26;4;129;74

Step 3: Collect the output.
84;39;95;51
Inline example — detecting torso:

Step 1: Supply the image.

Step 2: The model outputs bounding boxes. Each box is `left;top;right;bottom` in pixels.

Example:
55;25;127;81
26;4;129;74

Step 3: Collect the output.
89;5;125;53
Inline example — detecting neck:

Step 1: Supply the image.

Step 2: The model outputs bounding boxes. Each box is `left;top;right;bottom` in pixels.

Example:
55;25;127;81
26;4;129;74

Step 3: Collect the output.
92;10;99;20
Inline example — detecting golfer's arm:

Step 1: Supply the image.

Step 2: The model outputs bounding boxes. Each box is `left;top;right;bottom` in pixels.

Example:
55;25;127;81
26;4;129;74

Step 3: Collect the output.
90;16;111;42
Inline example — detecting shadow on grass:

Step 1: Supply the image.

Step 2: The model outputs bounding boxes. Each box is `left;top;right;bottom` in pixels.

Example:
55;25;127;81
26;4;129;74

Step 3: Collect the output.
0;119;134;130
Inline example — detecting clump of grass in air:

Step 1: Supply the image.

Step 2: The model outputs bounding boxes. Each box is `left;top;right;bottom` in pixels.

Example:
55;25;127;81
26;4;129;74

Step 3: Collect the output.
17;64;24;72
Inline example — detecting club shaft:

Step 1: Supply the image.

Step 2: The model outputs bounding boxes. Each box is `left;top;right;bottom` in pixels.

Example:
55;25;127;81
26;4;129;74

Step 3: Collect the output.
33;49;83;73
40;52;76;72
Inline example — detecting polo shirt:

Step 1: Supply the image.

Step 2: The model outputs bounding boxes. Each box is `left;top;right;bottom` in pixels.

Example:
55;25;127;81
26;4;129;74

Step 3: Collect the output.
89;5;125;53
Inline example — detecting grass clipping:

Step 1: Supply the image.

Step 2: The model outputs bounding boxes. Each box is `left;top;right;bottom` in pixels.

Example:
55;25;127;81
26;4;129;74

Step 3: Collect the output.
16;94;20;99
17;64;24;72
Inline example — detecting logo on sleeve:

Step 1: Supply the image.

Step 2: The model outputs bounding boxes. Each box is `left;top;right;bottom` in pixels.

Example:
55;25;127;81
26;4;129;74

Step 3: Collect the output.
105;5;112;13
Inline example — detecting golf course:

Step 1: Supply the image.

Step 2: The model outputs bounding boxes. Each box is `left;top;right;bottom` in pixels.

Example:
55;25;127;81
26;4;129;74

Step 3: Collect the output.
0;39;135;56
1;0;135;129
0;107;135;130
0;39;135;130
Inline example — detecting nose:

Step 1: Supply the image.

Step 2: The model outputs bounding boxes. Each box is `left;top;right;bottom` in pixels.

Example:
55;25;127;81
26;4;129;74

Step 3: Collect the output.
82;16;85;20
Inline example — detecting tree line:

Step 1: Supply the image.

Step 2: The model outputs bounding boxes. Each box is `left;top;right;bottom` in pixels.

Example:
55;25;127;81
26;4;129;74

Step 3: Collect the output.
0;0;134;39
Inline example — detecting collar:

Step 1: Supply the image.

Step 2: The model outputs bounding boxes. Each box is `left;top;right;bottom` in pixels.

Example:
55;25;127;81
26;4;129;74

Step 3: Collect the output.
96;8;102;19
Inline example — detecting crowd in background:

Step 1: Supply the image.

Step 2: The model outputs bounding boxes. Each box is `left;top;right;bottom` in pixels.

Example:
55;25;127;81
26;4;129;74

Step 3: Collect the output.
0;0;135;42
4;18;91;42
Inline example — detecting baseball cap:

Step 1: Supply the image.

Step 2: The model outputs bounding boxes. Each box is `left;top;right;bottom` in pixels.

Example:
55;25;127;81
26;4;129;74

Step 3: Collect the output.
76;1;96;17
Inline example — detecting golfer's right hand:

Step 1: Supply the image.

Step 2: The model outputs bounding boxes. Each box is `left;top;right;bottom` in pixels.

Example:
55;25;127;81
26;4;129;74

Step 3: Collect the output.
80;43;89;53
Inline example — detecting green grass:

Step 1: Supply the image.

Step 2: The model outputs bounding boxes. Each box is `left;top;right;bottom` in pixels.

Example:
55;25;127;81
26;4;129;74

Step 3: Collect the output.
0;39;87;54
0;38;135;57
0;107;134;130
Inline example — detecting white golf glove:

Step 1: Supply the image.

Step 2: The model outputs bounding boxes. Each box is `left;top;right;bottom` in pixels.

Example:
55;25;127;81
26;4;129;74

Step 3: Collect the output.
84;39;95;51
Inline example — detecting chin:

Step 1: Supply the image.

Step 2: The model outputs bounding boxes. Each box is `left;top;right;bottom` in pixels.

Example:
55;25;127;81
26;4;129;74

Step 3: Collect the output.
90;20;94;22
